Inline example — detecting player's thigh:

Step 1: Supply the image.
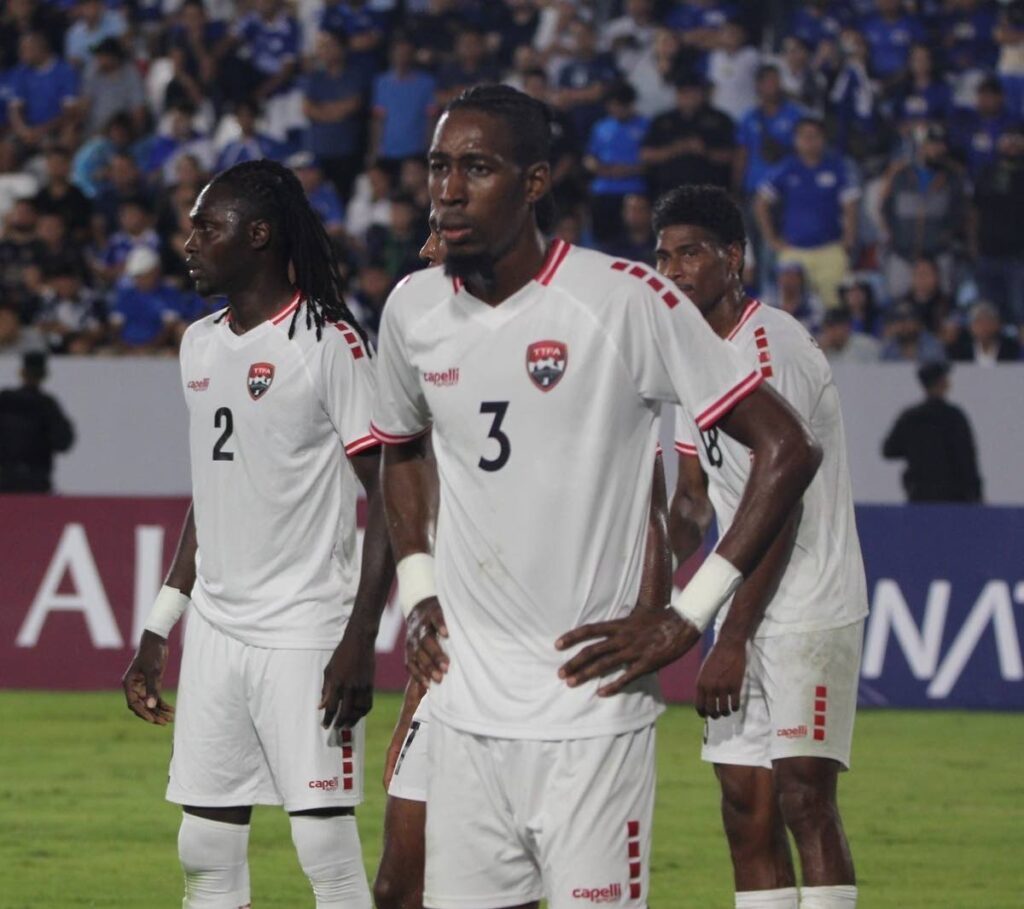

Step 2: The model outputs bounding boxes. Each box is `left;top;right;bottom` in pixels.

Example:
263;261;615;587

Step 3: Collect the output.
248;647;366;812
424;722;542;909
167;611;273;807
541;726;656;909
374;795;426;907
702;650;773;770
758;621;864;768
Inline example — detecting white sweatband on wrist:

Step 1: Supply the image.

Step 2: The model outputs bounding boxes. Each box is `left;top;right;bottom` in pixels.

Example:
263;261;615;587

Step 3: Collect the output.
669;552;742;632
144;585;190;639
396;552;436;619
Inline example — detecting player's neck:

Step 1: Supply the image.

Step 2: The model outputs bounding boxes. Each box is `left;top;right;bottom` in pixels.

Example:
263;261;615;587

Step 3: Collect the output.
464;227;548;307
707;290;748;339
226;277;297;334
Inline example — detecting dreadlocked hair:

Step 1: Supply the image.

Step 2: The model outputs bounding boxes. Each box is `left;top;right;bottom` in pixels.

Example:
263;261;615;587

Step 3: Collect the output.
209;159;371;349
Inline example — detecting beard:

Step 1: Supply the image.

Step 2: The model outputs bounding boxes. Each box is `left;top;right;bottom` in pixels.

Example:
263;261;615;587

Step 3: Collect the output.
443;250;498;291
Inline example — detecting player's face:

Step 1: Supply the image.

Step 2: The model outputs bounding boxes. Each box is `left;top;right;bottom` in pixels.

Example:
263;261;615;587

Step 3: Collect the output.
655;224;741;316
183;184;251;297
428;109;545;269
419;213;447;266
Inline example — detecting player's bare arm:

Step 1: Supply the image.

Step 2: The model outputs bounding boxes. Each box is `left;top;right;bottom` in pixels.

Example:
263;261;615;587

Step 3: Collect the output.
555;456;687;696
383;676;427;791
320;447;396;731
667;452;714;565
381;434;449;687
121;502;197;725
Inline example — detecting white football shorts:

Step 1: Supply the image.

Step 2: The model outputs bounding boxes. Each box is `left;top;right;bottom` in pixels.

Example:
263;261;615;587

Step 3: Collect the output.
702;620;865;770
386;695;430;803
424;720;655;909
166;608;365;812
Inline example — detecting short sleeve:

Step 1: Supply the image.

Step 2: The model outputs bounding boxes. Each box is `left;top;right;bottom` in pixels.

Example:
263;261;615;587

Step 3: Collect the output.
370;294;431;443
610;262;762;428
319;322;379;457
673;406;699;457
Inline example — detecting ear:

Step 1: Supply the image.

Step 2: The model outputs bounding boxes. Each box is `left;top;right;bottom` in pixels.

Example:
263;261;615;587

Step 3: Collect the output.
524;161;552;206
727;241;745;278
249;217;272;251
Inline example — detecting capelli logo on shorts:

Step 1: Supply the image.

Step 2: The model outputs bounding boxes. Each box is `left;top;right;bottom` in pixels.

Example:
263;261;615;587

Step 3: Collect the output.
777;725;808;739
308;776;339;791
571;884;622;903
423;368;460;387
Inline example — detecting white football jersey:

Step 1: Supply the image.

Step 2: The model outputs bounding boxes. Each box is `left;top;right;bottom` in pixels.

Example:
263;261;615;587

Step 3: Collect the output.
674;300;868;637
180;293;378;649
372;241;763;739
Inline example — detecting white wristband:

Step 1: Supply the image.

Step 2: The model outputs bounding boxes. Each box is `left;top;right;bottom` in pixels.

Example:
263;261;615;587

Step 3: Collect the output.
396;552;437;619
143;585;190;639
669;552;742;633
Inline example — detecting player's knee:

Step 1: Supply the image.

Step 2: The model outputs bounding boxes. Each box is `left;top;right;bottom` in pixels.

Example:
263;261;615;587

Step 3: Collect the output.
775;770;838;835
290;813;371;908
177;813;251;908
372;867;421;909
718;767;776;850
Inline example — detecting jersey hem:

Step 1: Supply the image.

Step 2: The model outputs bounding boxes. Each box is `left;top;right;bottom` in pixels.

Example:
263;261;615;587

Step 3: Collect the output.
370;421;431;444
748;613;868;639
695;369;763;431
674;441;699;456
345;433;381;455
189;602;349;650
427;702;665;741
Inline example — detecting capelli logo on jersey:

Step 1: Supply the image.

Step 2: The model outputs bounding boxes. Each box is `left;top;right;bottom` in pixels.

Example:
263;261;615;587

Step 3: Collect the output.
247;362;275;400
187;378;210;392
308;776;339;791
777;725;808;739
423;368;460;387
571;884;622;903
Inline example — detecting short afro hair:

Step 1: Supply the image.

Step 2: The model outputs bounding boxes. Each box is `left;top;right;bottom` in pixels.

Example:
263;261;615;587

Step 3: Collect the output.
651;184;746;248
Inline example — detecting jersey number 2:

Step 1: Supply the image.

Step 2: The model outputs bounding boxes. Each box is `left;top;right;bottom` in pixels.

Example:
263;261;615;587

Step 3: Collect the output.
478;401;510;472
213;407;234;461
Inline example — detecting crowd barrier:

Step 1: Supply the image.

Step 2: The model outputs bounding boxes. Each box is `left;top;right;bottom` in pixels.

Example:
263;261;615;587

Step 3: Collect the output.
2;497;1020;709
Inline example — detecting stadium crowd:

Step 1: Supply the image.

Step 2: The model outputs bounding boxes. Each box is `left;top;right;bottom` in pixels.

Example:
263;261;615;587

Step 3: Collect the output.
0;0;1022;363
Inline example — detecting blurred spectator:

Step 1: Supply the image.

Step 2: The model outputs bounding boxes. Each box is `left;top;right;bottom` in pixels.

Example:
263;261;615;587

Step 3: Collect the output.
733;64;803;200
318;0;386;83
369;32;437;167
818;305;881;364
348;259;390;342
880;301;947;362
0;198;44;318
143;102;215;187
345;160;392;248
969;125;1024;325
766;259;824;334
436;26;501;108
33;145;92;243
81;36;146;138
604;0;658;77
7;31;81;151
63;0;126;70
398;157;430;213
366;190;424;282
300;31;365;201
827;27;891;167
555;17;621;143
71;112;135;200
488;0;541;71
878;123;966;299
901;256;954;336
755;117;859;309
33;211;87;281
707;21;760;124
291;153;346;241
942;0;999;76
628;26;683;118
775;35;827;116
949;75;1022;177
0;138;38;222
837;272;883;337
0;351;74;493
894;44;953;128
94;196;161;286
601;192;656;265
859;0;925;92
93;150;150;233
109;246;182;353
216;98;288;172
522;67;585;211
641;71;735;199
403;0;462;70
163;0;224;113
946;300;1022;363
666;0;739;57
0;0;67;74
787;0;842;51
584;81;648;245
33;263;107;354
882;360;982;503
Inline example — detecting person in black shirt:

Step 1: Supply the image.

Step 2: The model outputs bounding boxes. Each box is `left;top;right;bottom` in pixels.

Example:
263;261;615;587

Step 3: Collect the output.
882;360;982;503
0;350;74;493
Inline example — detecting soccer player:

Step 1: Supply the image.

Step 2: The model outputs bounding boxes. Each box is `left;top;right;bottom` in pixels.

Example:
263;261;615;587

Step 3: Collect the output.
372;212;673;909
372;84;821;909
121;159;392;909
661;185;865;909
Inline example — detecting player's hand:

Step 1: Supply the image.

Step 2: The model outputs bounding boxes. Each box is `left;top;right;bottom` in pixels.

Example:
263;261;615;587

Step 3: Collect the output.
555;609;702;696
321;622;376;731
695;639;746;719
121;630;174;725
383;678;426;790
405;597;448;687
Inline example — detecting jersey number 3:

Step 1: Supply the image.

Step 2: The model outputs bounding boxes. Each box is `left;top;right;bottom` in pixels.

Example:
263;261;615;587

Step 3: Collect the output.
478;401;510;472
213;406;235;461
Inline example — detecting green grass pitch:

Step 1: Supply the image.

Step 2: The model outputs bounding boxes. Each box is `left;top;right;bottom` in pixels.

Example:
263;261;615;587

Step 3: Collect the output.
1;691;1021;908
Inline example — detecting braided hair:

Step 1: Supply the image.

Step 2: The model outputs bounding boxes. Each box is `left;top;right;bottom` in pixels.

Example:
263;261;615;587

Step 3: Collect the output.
446;84;553;172
209;159;370;348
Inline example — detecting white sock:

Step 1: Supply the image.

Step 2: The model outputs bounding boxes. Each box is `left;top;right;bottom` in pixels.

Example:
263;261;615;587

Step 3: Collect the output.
177;813;251;908
290;814;371;908
736;887;799;908
800;885;858;908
